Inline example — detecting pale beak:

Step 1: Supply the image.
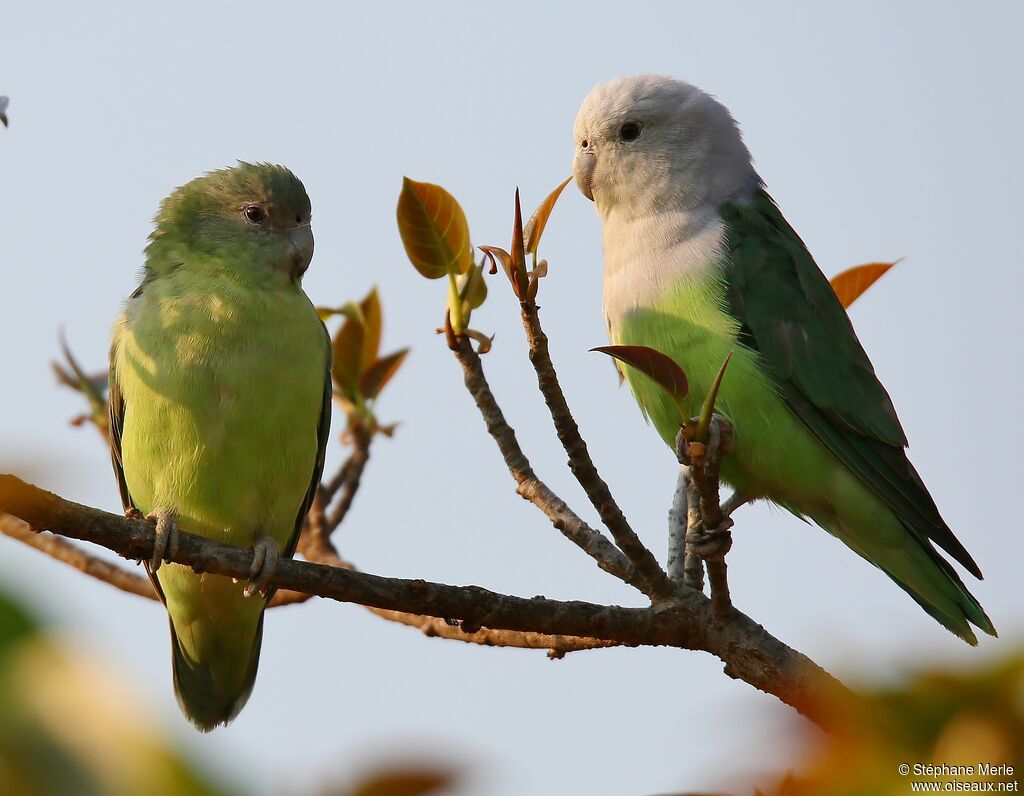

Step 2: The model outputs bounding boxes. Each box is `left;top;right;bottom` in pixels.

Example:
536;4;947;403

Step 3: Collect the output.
288;224;314;279
573;151;596;202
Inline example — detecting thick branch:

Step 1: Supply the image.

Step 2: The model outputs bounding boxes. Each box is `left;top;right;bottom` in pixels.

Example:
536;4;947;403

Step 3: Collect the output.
0;512;156;600
519;305;675;600
0;474;854;727
451;338;642;591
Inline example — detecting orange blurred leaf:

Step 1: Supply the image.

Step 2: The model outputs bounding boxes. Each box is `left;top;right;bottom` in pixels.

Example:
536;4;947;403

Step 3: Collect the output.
359;348;409;399
349;768;456;796
396;178;472;279
591;345;689;400
332;315;364;397
524;176;572;256
830;261;898;309
360;287;383;368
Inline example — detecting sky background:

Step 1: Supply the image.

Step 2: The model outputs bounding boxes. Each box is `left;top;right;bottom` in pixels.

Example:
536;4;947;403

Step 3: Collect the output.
2;2;1023;794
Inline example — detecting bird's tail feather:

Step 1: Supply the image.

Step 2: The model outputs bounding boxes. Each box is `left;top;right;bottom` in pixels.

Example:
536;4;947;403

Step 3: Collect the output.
885;550;996;646
169;610;265;732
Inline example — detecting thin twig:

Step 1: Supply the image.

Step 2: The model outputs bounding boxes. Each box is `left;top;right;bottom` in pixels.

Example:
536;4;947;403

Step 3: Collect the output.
451;337;642;591
324;425;371;532
683;476;705;591
685;418;735;619
518;304;675;600
0;473;852;726
667;467;689;583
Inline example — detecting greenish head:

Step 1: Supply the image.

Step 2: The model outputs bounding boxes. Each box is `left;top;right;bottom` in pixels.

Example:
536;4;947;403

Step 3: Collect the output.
145;162;314;284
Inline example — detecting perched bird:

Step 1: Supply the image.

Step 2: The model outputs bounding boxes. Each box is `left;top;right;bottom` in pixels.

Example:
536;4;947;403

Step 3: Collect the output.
109;163;331;728
573;75;994;644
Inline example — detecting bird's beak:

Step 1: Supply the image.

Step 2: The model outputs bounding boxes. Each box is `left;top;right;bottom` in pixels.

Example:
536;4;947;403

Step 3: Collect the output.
573;151;596;202
288;224;314;280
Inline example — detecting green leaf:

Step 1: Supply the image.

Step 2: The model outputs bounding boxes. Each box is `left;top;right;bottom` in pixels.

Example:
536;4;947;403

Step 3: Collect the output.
591;345;689;400
457;262;488;317
396;177;472;279
524;176;572;256
695;352;732;443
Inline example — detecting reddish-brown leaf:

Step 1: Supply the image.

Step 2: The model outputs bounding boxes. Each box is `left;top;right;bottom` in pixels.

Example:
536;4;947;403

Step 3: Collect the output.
396;177;472;279
591;345;689;399
359;348;409;399
508;189;528;297
830;261;897;309
524;176;572;255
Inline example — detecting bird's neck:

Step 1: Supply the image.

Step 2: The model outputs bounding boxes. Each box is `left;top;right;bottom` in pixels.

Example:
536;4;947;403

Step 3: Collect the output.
601;202;728;337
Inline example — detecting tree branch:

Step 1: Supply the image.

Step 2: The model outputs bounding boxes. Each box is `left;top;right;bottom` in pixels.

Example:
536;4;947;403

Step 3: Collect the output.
0;512;156;600
0;473;854;728
518;304;675;600
451;337;643;592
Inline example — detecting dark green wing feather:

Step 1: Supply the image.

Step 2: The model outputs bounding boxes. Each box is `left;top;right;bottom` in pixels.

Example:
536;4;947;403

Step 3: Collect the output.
283;321;333;561
721;189;981;579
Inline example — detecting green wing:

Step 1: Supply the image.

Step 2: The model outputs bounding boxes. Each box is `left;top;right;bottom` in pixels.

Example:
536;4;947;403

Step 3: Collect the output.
721;189;981;579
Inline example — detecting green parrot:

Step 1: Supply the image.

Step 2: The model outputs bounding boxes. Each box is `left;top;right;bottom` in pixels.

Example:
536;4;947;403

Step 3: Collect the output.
108;163;331;729
572;75;994;644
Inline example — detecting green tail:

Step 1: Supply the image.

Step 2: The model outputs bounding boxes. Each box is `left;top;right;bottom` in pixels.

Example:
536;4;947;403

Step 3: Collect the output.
882;540;996;646
168;611;265;732
156;565;268;731
810;486;996;645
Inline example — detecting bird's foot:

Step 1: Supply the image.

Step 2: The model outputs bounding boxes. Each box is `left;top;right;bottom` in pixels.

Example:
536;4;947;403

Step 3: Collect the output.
244;534;280;598
146;507;179;572
688;517;734;560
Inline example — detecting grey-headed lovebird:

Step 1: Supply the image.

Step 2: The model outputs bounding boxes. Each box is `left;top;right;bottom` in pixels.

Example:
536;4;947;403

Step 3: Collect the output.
573;75;994;644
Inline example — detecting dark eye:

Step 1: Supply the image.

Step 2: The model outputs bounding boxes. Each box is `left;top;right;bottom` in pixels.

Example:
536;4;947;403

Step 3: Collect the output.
243;204;267;224
618;121;642;142
295;213;303;224
580;139;589;150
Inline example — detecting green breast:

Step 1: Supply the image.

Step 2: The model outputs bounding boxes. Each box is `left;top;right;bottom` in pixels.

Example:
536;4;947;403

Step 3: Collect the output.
613;273;835;508
114;272;326;547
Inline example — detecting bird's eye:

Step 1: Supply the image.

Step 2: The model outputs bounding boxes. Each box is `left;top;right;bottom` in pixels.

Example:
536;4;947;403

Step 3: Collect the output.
243;204;267;224
618;121;642;142
295;213;303;224
580;139;589;150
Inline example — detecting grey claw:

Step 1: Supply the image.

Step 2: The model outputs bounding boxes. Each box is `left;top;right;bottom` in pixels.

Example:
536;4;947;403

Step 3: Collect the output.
146;508;179;572
244;535;280;598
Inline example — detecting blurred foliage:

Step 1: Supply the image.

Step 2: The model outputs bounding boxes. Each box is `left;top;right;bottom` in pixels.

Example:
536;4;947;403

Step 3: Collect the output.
0;587;238;796
747;654;1024;796
0;587;466;796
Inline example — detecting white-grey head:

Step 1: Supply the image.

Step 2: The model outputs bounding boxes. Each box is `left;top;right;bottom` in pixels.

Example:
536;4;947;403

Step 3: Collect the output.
573;75;759;219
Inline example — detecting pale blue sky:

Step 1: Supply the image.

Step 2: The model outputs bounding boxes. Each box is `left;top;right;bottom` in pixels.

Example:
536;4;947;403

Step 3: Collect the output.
2;2;1022;794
